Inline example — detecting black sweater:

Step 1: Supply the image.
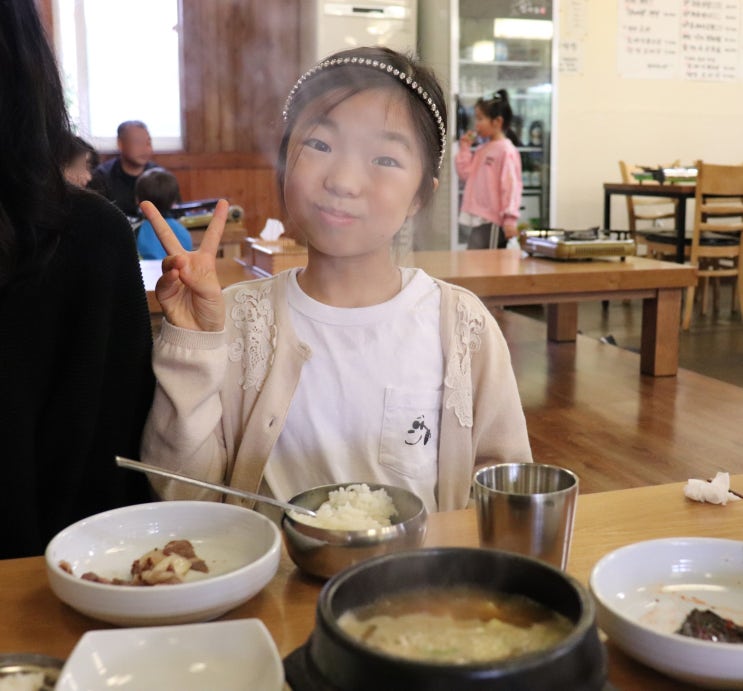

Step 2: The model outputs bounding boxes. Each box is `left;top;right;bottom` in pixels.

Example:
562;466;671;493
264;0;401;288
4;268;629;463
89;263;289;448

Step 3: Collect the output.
0;188;155;558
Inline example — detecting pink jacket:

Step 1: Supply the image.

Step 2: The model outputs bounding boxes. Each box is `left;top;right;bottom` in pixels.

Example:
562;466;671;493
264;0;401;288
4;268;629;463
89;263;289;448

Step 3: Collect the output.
455;138;522;225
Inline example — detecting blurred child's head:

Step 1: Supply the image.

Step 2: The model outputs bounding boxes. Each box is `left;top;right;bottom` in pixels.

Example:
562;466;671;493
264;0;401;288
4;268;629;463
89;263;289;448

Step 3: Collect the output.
60;135;96;187
135;167;180;216
474;90;513;138
277;47;447;217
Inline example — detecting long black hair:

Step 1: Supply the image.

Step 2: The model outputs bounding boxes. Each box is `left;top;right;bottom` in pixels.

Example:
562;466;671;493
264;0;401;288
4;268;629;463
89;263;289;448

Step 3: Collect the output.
475;89;514;131
0;0;71;287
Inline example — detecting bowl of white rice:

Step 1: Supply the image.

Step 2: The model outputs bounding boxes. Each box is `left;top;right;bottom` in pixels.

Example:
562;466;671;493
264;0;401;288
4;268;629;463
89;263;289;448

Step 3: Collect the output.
282;483;427;579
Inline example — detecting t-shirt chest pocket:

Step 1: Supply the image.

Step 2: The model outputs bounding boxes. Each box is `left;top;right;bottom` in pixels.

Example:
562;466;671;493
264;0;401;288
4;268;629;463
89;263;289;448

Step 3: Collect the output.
379;387;442;479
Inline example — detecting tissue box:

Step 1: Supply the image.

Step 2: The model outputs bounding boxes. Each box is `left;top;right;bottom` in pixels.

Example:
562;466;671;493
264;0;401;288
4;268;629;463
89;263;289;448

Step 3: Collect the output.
244;237;308;276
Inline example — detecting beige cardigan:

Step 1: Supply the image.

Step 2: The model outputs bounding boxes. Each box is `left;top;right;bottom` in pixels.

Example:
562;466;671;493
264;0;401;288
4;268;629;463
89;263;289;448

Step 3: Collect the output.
141;270;532;511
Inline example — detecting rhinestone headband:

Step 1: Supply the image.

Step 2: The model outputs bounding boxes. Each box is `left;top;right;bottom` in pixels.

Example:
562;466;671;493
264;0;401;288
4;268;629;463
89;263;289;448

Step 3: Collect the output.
282;56;447;171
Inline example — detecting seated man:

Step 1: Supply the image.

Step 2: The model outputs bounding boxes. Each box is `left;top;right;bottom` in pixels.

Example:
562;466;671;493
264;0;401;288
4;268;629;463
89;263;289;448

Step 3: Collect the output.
88;120;157;218
135;167;192;259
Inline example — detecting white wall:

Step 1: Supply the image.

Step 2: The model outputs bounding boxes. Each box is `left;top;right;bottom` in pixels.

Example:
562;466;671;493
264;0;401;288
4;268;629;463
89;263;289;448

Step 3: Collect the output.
417;0;454;249
555;0;743;231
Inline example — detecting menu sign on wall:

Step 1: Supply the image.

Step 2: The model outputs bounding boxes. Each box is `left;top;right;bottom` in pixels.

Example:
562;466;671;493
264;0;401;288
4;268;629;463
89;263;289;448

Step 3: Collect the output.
618;0;740;81
618;0;680;79
682;0;739;81
559;0;588;74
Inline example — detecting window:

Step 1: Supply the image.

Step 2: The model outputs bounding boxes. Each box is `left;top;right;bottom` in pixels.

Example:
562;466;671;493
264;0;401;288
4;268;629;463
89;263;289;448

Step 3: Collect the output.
53;0;182;151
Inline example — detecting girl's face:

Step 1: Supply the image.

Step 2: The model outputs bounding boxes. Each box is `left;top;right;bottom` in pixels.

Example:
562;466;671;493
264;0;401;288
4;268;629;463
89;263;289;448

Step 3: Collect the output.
284;88;426;262
474;107;502;140
64;152;92;187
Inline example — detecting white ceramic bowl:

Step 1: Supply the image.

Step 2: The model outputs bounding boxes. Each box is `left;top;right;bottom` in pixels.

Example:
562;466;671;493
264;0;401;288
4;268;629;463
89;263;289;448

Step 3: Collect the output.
590;537;743;689
56;619;284;690
45;501;281;626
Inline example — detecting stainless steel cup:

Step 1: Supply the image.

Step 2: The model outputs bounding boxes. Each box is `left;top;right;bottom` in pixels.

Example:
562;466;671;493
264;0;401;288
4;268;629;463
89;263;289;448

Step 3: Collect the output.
474;463;578;570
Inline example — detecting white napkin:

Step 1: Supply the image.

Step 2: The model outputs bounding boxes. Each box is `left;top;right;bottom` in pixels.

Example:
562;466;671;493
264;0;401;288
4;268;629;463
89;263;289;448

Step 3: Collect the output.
259;218;285;241
684;471;741;505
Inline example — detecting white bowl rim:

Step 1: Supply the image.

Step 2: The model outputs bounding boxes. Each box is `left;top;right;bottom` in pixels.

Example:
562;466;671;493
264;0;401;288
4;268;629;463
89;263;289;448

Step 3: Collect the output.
72;617;273;644
45;500;281;592
58;618;284;688
590;536;743;651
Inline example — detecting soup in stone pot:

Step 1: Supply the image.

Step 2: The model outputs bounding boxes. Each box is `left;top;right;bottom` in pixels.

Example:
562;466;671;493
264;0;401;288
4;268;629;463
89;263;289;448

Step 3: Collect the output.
338;585;573;664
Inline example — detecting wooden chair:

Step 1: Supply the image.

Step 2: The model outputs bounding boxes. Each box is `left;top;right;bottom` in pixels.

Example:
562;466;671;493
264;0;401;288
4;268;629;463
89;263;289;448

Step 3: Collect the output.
619;161;679;257
682;161;743;330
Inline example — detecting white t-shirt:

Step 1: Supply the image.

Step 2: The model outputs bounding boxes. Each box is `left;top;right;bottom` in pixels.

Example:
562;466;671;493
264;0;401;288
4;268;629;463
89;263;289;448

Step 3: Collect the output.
263;267;443;512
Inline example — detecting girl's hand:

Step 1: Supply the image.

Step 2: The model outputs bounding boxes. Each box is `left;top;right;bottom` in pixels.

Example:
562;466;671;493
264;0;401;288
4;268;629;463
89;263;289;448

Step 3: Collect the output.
459;130;476;146
141;199;229;332
503;218;518;239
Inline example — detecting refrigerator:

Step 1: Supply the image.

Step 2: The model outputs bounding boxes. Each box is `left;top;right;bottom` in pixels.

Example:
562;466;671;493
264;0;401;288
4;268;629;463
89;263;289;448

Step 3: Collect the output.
419;0;555;250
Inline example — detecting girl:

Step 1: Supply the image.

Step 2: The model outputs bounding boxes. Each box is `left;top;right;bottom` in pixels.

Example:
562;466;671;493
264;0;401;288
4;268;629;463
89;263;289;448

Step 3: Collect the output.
456;90;523;250
141;47;531;513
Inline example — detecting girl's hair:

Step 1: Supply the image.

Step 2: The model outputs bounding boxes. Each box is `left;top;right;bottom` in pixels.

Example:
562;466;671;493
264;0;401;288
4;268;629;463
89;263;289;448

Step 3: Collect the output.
277;46;447;213
475;89;514;131
0;0;71;288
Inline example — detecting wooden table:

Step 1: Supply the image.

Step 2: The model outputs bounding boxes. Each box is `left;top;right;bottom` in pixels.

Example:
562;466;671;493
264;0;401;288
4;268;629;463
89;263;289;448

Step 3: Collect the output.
411;251;696;376
142;252;696;376
603;182;697;263
1;477;740;689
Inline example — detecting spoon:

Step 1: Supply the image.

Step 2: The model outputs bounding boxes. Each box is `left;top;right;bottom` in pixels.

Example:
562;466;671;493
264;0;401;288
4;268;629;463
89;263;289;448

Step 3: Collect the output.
115;456;317;517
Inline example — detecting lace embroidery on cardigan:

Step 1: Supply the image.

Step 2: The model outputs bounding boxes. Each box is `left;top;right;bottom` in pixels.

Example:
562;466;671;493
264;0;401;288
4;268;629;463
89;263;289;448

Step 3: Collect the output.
444;298;485;427
227;285;277;391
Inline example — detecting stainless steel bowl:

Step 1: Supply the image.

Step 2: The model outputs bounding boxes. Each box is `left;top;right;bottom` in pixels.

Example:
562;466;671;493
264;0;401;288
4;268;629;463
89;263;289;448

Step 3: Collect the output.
282;483;427;579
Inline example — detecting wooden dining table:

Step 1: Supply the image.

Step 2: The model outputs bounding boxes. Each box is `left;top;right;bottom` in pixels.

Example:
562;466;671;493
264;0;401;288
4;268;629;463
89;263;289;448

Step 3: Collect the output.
409;251;695;377
603;182;697;264
142;251;696;377
1;476;741;689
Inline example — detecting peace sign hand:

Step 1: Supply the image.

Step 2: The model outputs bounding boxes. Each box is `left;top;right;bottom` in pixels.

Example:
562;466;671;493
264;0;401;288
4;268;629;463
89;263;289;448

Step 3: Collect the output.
141;199;229;332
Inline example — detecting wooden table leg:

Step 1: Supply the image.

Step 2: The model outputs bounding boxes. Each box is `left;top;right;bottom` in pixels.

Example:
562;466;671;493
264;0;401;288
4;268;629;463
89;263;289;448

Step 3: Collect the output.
603;188;611;230
641;288;682;376
547;303;578;342
674;197;687;264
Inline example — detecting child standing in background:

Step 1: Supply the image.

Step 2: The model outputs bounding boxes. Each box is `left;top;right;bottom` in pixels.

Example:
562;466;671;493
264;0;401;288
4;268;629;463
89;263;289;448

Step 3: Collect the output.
140;47;531;514
135;167;192;259
456;90;522;250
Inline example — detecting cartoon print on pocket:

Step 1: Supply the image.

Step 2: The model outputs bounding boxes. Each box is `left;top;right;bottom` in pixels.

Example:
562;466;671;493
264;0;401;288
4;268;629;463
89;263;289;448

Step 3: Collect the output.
405;415;431;446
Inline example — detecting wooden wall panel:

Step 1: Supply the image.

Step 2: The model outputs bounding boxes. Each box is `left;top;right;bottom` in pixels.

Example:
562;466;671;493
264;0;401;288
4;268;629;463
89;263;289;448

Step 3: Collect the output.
161;165;281;237
181;0;300;159
175;0;301;223
180;0;205;152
